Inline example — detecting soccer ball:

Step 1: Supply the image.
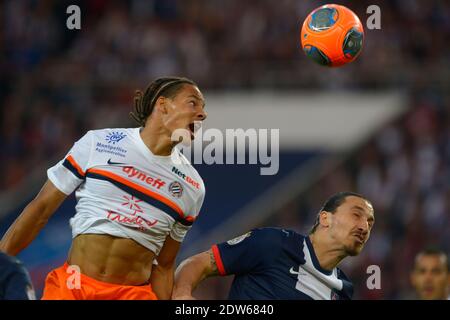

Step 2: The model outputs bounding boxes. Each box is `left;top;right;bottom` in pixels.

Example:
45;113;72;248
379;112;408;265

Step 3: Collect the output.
301;4;364;67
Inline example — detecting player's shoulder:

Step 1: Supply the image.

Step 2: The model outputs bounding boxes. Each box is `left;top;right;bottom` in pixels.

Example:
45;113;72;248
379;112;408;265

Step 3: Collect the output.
0;252;27;275
252;227;304;238
172;148;205;188
87;127;134;142
71;128;134;146
335;267;354;299
173;147;195;168
249;227;304;243
224;228;303;260
0;251;17;266
336;267;351;282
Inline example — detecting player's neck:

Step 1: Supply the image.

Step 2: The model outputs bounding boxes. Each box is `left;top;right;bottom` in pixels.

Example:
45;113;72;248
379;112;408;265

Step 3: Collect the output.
308;233;346;271
139;124;175;156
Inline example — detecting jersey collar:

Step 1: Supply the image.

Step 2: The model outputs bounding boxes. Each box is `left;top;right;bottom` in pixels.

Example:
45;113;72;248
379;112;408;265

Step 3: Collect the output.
305;235;333;276
134;127;180;163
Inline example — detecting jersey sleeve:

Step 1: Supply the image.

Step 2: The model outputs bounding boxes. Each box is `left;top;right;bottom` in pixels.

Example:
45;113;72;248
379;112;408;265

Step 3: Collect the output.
169;188;205;242
211;228;282;276
3;269;35;300
47;131;93;195
0;253;35;300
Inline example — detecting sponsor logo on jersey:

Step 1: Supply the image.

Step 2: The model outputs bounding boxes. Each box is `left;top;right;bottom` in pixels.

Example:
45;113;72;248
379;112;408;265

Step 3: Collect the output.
95;142;127;157
122;166;166;189
168;181;183;198
121;195;143;214
172;166;200;189
227;231;252;245
289;266;308;277
107;158;126;165
107;210;157;231
106;131;127;144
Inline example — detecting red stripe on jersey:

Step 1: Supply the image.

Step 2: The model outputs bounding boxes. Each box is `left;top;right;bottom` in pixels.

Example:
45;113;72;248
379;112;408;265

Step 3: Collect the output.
212;244;226;276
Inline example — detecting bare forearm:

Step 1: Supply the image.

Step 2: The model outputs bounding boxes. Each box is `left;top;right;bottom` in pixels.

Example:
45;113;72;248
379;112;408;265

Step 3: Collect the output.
173;257;207;297
0;200;52;255
172;250;218;299
0;180;66;256
150;264;175;300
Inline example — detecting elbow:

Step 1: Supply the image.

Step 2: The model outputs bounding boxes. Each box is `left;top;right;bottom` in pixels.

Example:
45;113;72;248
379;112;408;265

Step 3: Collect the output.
177;252;211;280
155;257;176;271
153;259;176;281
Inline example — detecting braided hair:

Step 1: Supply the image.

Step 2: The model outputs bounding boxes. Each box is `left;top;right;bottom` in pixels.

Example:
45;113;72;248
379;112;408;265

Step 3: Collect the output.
130;76;197;127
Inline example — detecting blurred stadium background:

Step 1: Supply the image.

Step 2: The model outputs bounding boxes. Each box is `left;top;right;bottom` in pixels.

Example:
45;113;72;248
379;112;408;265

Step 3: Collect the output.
0;0;449;299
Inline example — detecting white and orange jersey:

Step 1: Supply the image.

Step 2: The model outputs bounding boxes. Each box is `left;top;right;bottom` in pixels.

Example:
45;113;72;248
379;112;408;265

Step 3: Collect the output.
47;128;205;255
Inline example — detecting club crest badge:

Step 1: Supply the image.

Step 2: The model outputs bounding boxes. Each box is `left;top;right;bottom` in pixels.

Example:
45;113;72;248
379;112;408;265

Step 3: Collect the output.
227;232;252;245
169;181;183;198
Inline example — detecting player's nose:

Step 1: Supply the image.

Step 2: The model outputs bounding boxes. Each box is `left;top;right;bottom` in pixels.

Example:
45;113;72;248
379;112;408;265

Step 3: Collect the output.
358;222;369;234
196;109;207;121
359;227;369;236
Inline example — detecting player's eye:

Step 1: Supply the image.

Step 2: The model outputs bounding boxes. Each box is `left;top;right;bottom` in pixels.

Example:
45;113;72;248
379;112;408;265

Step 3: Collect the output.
431;269;441;275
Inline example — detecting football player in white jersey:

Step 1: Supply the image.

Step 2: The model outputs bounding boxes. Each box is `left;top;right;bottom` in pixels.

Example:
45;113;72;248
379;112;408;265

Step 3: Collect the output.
0;76;207;300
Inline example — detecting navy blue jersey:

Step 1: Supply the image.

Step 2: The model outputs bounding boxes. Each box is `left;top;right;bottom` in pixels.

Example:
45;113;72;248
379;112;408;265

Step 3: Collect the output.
212;228;353;300
0;252;35;300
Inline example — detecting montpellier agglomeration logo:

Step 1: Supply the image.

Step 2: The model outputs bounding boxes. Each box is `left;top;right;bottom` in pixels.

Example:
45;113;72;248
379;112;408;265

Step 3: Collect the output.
171;122;280;176
106;131;127;144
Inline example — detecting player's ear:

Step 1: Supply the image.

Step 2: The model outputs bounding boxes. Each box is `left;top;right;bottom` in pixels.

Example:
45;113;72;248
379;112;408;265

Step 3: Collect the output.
319;211;331;228
154;96;168;114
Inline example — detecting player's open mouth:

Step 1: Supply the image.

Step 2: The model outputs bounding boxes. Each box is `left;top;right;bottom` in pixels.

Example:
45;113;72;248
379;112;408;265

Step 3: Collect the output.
187;123;195;138
187;122;202;136
423;287;435;295
188;122;195;135
188;123;195;133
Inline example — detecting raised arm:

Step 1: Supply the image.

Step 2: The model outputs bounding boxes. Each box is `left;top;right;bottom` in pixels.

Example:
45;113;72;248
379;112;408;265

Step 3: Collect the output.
172;249;219;300
0;180;67;256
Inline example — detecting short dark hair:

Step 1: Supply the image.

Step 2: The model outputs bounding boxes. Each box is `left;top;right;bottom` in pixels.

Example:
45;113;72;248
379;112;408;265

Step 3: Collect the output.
309;191;371;234
130;76;197;127
414;247;449;272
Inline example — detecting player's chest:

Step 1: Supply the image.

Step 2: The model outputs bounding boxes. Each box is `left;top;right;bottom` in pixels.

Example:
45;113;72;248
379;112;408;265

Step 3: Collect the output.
268;256;347;300
84;156;201;208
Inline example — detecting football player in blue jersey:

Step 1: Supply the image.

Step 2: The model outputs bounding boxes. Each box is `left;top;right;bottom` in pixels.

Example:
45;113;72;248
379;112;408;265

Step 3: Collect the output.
0;251;35;300
173;191;374;300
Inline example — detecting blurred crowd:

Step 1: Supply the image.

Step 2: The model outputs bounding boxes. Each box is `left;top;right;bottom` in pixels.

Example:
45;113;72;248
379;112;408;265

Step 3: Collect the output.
1;0;449;191
0;0;449;299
